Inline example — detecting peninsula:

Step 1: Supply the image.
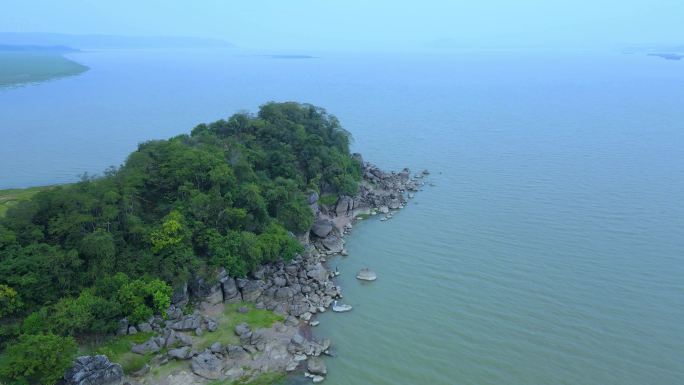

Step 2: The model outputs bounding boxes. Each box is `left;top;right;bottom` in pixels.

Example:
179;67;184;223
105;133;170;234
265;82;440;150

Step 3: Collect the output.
0;102;426;385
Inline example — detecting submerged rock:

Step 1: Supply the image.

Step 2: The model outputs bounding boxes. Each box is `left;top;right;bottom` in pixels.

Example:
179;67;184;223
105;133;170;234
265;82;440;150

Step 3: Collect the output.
356;268;377;281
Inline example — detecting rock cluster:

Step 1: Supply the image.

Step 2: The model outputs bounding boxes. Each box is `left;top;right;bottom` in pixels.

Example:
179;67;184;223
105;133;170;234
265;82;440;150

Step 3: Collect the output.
64;355;124;385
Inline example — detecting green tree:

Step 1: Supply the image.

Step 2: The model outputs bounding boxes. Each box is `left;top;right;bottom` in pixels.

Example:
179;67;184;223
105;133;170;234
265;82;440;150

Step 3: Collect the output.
0;285;22;318
0;333;77;385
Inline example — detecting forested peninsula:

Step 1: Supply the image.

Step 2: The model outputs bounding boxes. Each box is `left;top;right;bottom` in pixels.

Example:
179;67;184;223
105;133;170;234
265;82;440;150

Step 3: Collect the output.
0;102;425;385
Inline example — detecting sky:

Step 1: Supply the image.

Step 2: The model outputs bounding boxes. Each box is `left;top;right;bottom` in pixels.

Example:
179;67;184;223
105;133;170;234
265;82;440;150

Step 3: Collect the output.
1;0;683;51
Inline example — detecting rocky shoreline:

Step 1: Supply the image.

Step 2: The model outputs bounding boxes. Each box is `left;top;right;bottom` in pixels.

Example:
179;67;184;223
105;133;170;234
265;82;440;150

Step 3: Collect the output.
64;157;428;385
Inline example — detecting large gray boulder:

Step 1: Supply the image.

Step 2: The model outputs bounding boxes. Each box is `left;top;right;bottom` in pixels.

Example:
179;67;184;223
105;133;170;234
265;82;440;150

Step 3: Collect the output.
240;280;263;302
64;355;123;385
191;351;225;380
321;235;344;253
204;284;224;305
234;322;251;336
307;357;327;375
356;268;377;281
171;282;189;306
306;263;328;283
311;219;333;238
131;338;161;355
168;346;193;360
221;276;240;303
335;196;354;216
169;314;202;331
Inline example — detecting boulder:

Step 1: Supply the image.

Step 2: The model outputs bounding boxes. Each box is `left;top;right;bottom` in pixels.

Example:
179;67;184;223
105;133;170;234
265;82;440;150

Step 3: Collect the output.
137;322;153;333
311;219;333;238
307;357;327;375
64;355;124;385
234;323;251;336
168;346;193;360
308;191;319;204
210;342;223;353
166;306;183;320
273;276;287;287
204;284;224;305
274;287;294;300
240;280;263;302
191;351;225;380
321;235;344;253
169;314;202;331
171;282;189;306
306;263;328;283
131;338;161;355
205;317;218;332
335;196;354;217
356;268;377;281
116;319;128;336
220;276;240;303
250;329;268;351
226;345;249;360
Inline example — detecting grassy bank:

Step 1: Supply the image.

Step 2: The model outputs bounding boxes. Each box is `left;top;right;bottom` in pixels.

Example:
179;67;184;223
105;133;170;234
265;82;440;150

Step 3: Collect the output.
195;302;284;350
0;185;56;216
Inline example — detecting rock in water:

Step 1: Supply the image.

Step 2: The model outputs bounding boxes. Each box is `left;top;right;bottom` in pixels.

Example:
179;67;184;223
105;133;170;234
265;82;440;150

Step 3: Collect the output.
356;268;377;281
64;355;124;385
331;301;353;312
307;357;327;375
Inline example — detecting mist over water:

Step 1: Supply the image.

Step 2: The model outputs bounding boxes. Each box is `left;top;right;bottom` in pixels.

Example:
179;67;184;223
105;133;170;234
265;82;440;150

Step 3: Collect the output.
1;51;683;384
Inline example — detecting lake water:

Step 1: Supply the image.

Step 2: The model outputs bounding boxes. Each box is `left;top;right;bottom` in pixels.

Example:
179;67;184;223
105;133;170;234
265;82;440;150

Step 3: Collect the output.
1;50;683;384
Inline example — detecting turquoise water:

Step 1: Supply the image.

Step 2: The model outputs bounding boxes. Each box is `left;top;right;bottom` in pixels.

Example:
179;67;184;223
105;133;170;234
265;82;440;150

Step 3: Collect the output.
1;51;683;384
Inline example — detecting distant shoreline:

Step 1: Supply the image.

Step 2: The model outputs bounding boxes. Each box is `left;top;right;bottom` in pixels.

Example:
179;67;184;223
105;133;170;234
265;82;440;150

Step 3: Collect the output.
0;47;89;88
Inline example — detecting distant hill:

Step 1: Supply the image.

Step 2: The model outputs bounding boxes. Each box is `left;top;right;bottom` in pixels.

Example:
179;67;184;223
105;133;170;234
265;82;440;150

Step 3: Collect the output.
0;44;79;53
0;32;235;50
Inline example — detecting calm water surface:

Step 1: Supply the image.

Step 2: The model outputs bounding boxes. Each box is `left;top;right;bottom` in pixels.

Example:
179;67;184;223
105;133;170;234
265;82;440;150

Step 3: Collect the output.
0;50;682;384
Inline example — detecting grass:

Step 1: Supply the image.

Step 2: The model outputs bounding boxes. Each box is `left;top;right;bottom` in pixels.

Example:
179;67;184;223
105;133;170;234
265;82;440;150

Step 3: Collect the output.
206;372;287;385
84;332;156;374
318;193;338;207
194;302;285;351
148;358;189;380
0;185;56;217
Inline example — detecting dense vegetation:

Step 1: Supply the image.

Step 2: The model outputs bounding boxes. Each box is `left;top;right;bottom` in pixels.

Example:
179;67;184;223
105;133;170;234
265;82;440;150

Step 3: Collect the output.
0;102;361;384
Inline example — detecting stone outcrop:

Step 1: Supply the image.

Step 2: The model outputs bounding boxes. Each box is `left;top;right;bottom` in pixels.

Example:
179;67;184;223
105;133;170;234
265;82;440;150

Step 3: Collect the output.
64;355;124;385
191;350;225;379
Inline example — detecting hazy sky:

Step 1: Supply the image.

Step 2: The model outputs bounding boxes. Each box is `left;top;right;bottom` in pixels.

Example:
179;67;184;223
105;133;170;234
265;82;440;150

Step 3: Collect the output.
1;0;682;51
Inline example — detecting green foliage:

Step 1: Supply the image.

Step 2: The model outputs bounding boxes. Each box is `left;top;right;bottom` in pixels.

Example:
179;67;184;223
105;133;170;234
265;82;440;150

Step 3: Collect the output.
150;210;186;253
49;290;121;336
0;102;359;359
318;193;339;207
0;333;77;385
0;285;22;318
116;275;172;324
